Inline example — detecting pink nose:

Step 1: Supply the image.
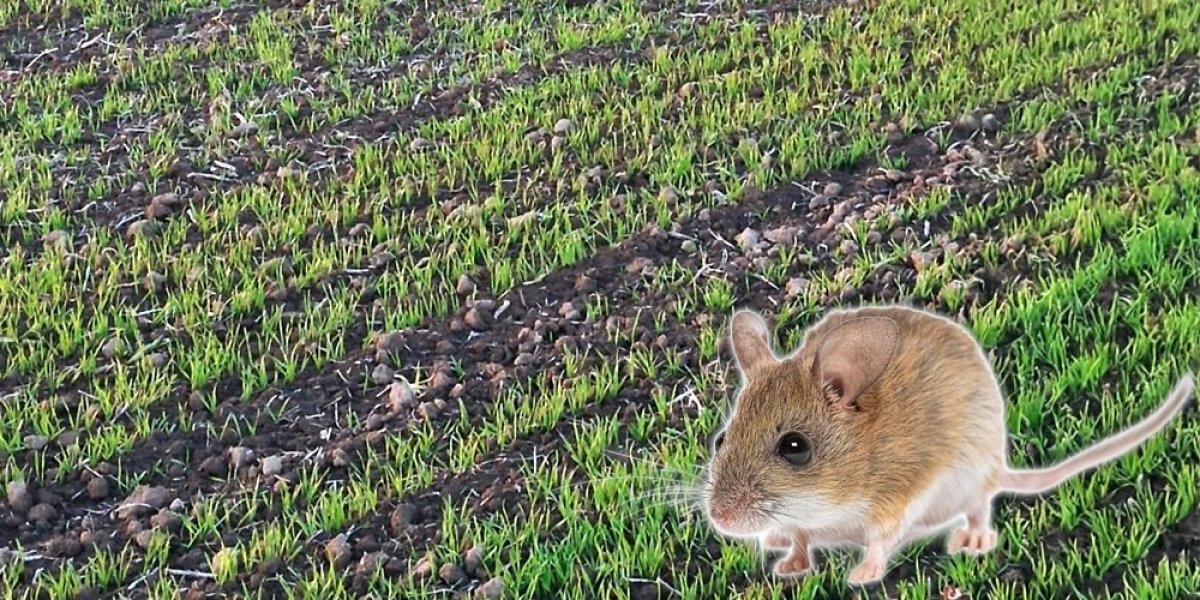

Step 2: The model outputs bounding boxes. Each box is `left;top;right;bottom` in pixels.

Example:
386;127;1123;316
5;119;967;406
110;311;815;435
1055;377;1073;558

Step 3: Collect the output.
709;506;734;524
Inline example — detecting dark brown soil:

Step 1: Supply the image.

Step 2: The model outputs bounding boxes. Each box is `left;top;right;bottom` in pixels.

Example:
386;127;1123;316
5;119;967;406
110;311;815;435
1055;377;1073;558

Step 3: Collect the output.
4;2;1200;598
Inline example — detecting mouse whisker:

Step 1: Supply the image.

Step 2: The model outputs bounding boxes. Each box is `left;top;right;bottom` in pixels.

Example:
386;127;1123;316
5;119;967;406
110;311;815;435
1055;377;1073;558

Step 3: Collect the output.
625;489;706;506
567;473;699;488
627;497;705;516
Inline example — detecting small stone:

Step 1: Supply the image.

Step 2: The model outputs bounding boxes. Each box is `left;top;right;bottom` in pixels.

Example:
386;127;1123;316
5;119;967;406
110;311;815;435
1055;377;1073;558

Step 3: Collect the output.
45;534;82;558
228;447;254;469
23;435;49;451
27;503;56;523
150;509;183;532
390;504;416;533
823;182;843;197
464;545;485;577
447;204;482;222
981;113;1001;132
325;534;352;568
416;401;440;420
475;577;507;599
116;485;172;520
356;551;388;579
375;331;405;354
42;229;70;249
910;251;934;273
86;477;110;500
463;307;491;331
941;586;964;600
525;128;548;144
553;118;573;134
574;274;596;294
785;277;809;298
428;369;454;392
144;271;167;293
372;363;395;385
735;228;761;252
839;239;859;254
408;137;436;152
439;562;468;585
365;413;385;430
957;113;982;133
763;226;798;246
257;256;293;278
1034;128;1052;159
35;489;61;506
999;564;1027;584
412;554;435;581
808;194;830;210
626;256;654;275
199;454;227;476
681;240;699;253
331;448;351;468
558;302;581;320
148;352;169;369
370;250;394;267
261;456;284;478
152;192;181;207
125;219;158;239
101;338;126;359
658;186;679;206
169;498;186;512
388;381;416;412
6;481;31;513
133;530;156;549
456;274;477;295
228;120;258;138
507;211;537;229
145;193;181;220
677;81;697;97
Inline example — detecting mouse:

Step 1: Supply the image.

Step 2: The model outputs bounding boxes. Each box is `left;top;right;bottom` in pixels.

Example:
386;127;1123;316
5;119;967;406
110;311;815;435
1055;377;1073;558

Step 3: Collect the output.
702;304;1195;586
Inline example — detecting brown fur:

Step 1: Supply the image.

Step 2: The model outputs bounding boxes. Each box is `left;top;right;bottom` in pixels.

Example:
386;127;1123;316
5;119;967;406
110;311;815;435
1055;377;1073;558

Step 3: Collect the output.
710;305;1007;536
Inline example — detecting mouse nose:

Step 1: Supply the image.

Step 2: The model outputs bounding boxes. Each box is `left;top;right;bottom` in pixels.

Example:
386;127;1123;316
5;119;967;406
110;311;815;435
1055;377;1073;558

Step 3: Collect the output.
709;504;738;526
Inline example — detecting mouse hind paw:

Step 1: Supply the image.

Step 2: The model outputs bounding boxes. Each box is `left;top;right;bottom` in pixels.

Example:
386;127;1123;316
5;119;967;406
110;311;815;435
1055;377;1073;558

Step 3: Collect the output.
947;527;998;555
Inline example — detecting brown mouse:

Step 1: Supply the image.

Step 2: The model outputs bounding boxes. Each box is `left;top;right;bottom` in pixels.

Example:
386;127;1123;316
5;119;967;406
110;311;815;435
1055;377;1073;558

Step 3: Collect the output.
703;304;1195;585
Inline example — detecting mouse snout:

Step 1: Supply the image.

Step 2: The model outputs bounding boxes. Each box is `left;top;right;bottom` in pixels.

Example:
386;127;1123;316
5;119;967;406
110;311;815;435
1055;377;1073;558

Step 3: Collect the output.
705;486;765;536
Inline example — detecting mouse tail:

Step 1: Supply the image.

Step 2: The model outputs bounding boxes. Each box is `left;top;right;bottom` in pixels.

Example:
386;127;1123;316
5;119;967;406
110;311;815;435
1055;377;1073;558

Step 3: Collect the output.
998;372;1195;496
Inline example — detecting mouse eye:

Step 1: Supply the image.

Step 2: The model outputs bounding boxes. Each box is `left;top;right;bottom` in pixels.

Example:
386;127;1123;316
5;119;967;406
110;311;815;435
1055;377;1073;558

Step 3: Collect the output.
777;433;812;466
713;432;726;451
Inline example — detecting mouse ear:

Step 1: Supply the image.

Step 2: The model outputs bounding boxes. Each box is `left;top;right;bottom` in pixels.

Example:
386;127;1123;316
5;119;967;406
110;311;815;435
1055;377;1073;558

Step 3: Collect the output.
811;316;899;411
729;309;779;379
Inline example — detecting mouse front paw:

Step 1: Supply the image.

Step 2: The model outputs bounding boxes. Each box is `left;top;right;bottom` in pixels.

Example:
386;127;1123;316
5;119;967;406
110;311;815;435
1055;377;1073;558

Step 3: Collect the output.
772;548;812;577
846;560;886;586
